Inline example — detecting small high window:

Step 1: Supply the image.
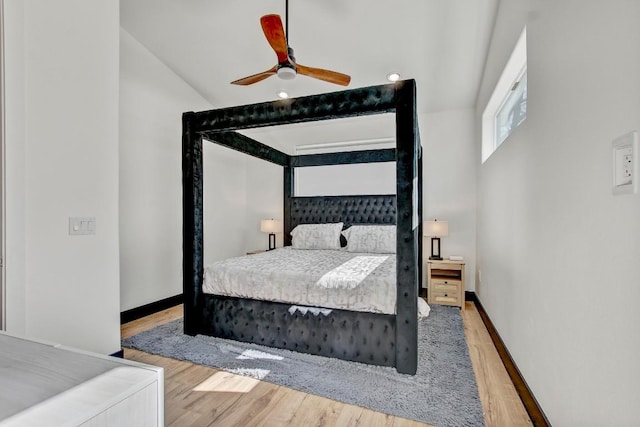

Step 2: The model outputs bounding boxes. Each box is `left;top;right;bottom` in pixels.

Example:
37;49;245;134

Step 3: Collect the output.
496;69;527;147
482;27;527;163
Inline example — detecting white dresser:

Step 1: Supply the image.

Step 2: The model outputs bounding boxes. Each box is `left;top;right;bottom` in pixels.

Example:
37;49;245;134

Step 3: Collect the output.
0;332;163;426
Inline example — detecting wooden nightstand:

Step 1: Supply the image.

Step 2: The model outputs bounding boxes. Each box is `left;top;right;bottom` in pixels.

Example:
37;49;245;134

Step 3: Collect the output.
246;249;267;255
427;259;465;310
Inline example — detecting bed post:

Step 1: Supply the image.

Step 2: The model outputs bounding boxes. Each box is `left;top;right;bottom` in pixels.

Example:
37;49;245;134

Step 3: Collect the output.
182;112;204;336
418;142;423;297
283;165;294;246
394;80;420;375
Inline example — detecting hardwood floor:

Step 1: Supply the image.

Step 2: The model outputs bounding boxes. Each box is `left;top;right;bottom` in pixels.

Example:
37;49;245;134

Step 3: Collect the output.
461;303;531;426
122;302;532;426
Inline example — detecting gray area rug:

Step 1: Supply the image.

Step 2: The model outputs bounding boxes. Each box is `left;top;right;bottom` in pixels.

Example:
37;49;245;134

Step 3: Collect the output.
122;305;484;426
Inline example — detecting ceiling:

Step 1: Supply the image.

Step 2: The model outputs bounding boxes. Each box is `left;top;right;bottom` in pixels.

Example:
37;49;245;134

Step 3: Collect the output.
120;0;498;152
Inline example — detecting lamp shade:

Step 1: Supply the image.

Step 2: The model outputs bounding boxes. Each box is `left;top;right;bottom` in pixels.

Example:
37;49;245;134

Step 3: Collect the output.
260;219;282;233
424;220;449;237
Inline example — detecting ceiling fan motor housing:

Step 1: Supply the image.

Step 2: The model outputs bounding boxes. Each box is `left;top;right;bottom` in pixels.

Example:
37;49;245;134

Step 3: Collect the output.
276;47;297;79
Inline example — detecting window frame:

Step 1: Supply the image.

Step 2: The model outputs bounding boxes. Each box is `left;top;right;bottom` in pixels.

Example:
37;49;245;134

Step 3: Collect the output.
482;27;527;163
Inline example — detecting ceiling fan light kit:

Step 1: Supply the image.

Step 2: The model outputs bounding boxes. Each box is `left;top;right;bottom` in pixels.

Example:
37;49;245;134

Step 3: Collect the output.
277;66;296;80
231;1;350;87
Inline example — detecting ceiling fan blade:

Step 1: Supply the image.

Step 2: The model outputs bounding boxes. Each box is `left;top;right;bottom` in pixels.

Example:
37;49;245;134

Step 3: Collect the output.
230;66;277;85
260;14;289;63
296;63;351;86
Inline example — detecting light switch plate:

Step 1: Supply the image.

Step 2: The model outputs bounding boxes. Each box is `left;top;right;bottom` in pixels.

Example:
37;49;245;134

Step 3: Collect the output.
612;131;638;195
69;217;96;235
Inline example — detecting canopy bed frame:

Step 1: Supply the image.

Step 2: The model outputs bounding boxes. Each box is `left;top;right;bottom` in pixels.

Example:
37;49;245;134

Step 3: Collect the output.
182;80;422;374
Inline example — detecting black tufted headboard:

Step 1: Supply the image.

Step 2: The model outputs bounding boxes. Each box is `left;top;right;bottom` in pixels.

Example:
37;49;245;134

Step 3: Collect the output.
286;195;396;245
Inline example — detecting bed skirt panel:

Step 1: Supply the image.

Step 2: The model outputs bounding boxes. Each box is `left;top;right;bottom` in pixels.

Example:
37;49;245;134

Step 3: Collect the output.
201;295;397;367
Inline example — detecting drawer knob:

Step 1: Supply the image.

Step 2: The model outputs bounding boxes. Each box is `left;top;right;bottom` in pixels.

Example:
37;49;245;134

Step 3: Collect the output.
444;281;448;284
444;293;448;297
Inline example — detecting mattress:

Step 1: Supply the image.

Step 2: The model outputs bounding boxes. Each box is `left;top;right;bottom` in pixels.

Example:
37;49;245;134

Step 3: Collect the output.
203;247;397;314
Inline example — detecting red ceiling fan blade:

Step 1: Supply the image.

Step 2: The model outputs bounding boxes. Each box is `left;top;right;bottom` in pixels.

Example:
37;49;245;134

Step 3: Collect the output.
296;63;351;86
260;14;290;63
230;66;277;85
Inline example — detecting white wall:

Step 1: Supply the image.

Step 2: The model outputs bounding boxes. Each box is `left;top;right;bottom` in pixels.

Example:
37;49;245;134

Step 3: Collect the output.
244;157;283;251
420;110;477;290
476;1;640;424
201;142;248;264
296;163;396;197
3;0;121;354
3;0;27;335
120;28;208;311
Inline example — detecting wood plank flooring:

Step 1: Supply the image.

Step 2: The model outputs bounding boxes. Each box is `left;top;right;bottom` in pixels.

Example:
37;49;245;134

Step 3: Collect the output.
122;302;531;426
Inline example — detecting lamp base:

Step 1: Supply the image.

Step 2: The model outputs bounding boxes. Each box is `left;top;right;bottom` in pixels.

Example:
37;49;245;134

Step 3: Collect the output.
268;233;276;251
430;237;442;260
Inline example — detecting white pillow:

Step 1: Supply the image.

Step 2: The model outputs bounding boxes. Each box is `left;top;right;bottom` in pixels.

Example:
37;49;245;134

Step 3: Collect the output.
342;225;396;253
290;223;344;250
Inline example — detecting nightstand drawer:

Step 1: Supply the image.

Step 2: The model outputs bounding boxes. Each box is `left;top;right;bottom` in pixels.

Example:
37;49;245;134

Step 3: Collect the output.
431;279;461;293
431;290;461;305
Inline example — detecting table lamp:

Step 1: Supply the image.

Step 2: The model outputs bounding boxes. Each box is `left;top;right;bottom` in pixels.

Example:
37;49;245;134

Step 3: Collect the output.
424;220;449;260
260;219;282;250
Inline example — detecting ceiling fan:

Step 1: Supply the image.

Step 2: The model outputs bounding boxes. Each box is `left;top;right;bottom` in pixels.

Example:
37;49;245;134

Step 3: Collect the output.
231;0;351;87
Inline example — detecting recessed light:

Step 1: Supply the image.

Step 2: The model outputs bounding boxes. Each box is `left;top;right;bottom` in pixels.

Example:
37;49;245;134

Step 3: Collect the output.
387;72;400;82
277;90;289;99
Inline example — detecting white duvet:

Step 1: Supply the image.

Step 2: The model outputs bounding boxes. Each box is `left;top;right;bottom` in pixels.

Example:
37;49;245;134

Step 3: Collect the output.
203;247;398;314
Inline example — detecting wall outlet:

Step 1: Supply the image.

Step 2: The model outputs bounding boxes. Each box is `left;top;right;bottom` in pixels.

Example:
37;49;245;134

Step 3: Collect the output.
623;154;633;179
612;131;638;194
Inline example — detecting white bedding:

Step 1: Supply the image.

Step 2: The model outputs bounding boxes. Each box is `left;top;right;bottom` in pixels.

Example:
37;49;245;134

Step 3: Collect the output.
203;247;398;314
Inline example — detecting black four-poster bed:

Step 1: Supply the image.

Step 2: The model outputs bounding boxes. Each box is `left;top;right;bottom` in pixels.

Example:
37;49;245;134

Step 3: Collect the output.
182;80;423;374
